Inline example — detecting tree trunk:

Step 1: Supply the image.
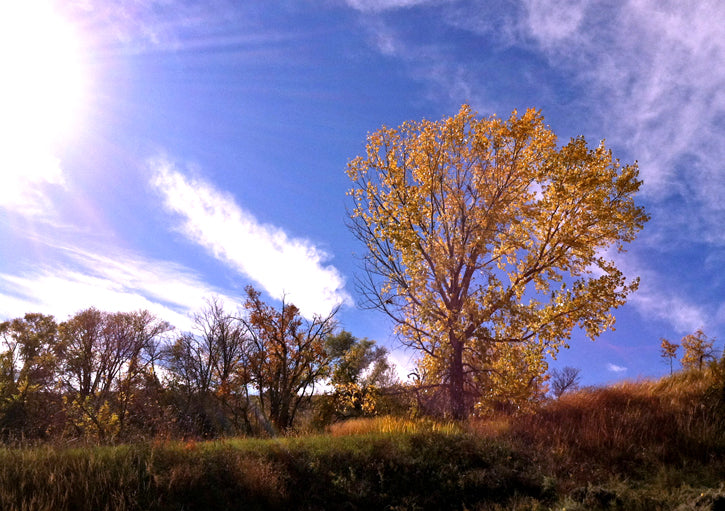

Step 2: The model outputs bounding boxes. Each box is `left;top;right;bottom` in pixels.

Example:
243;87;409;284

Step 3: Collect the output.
449;336;466;419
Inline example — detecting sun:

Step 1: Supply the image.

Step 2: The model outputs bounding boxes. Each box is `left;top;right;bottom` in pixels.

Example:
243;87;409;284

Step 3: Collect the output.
0;0;87;209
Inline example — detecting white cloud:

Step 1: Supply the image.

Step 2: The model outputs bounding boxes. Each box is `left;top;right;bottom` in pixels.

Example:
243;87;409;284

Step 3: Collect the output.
365;18;402;56
388;347;418;383
344;0;434;13
0;270;186;330
607;363;627;373
0;151;66;217
66;0;213;52
611;252;708;333
630;291;707;335
149;157;352;319
0;243;236;331
714;302;725;327
517;0;725;243
523;0;585;45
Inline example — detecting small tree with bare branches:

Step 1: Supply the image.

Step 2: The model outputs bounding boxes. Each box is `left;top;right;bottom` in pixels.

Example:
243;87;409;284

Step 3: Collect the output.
549;366;581;398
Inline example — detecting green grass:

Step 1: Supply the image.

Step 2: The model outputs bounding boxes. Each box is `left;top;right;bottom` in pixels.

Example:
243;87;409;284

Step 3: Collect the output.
1;367;724;510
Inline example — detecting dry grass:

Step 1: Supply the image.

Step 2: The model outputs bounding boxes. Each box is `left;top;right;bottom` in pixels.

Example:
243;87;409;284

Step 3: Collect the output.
503;367;725;488
1;366;723;510
327;415;461;436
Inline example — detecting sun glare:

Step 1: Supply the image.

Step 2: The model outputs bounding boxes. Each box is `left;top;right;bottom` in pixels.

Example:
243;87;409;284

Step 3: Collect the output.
0;0;87;209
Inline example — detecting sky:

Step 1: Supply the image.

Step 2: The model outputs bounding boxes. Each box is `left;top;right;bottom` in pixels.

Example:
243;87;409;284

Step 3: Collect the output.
0;0;723;387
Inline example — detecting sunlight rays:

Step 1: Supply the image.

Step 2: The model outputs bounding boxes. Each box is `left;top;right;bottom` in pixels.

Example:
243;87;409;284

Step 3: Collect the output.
0;0;88;215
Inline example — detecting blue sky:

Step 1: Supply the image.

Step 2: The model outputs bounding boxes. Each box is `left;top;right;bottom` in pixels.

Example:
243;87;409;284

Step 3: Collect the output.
1;0;723;387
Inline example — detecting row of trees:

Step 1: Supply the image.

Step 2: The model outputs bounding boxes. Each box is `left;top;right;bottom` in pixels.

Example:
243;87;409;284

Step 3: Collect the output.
0;287;396;442
2;104;651;432
660;329;719;374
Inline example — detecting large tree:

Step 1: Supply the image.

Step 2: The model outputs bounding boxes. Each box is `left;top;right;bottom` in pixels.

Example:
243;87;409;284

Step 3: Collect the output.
347;105;648;418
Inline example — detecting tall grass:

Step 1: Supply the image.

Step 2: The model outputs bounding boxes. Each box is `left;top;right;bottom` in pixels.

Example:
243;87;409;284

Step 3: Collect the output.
327;415;461;436
0;433;549;510
505;367;725;490
1;366;723;510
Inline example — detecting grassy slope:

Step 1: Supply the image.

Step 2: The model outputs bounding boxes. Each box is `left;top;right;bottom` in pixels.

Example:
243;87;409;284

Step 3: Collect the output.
0;432;547;510
1;369;724;510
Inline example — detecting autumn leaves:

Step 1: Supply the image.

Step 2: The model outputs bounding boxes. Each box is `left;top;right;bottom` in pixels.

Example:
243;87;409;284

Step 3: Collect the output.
347;105;648;418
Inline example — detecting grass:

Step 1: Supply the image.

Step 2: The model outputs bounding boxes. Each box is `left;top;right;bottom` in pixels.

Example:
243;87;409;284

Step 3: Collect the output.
1;367;724;510
0;433;548;510
327;415;461;436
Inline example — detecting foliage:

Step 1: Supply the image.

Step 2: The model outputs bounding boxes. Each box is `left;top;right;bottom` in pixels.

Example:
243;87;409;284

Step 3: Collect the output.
680;329;717;371
0;431;548;511
0;313;60;439
163;297;252;437
327;415;461;436
509;366;725;486
57;309;171;441
660;337;679;375
347;105;648;418
0;294;338;440
322;330;396;421
0;355;723;509
1;365;724;511
241;286;337;433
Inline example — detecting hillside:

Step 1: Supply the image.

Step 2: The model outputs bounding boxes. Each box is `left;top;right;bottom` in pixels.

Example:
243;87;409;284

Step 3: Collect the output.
1;366;723;510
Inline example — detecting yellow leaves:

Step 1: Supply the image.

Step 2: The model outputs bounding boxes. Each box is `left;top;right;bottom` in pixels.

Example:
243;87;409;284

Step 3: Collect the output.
63;396;120;441
347;104;648;416
332;381;380;417
680;329;716;371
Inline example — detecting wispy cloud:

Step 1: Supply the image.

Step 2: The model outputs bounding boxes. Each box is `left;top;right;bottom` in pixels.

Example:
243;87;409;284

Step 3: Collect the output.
149;157;351;319
630;290;707;335
717;303;725;326
610;251;708;334
607;363;627;373
518;0;725;243
522;0;585;45
0;242;233;331
344;0;435;13
65;0;219;52
361;1;724;244
0;153;66;217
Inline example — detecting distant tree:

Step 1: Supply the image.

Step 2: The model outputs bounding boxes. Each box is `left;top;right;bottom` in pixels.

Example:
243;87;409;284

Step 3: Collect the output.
325;330;396;419
681;329;717;371
659;338;679;375
113;310;173;438
163;297;251;437
242;286;337;432
549;366;581;398
0;313;60;439
58;308;171;441
347;105;648;418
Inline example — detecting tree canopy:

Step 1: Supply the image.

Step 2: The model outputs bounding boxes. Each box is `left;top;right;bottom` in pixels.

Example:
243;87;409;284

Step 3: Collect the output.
347;105;648;418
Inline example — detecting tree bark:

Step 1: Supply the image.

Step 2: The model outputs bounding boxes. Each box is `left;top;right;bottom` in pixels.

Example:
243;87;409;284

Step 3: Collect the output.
449;335;465;419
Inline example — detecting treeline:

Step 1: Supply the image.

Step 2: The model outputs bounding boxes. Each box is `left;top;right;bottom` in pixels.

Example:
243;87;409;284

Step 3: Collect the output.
0;286;404;443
